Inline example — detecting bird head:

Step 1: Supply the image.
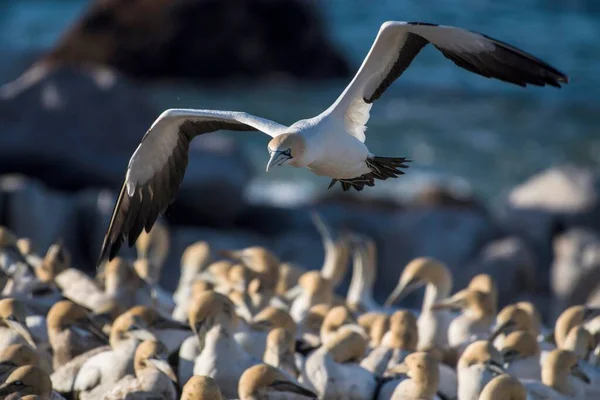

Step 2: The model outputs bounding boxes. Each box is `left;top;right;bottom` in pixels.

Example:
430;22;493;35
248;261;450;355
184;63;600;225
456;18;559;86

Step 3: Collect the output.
266;133;306;171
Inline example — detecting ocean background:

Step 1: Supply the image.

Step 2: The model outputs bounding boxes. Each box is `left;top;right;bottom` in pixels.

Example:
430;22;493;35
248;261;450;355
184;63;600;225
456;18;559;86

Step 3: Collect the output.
1;0;599;209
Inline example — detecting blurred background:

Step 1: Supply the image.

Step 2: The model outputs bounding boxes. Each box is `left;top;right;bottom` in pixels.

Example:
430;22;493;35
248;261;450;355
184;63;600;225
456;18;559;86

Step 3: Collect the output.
0;0;599;322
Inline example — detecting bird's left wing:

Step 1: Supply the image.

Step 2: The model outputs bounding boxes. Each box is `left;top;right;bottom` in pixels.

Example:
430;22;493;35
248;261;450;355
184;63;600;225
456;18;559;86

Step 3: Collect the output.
331;21;569;142
98;109;287;265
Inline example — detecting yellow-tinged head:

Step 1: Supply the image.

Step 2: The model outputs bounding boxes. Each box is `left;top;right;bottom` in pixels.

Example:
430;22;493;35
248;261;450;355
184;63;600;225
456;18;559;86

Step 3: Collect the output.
266;133;306;171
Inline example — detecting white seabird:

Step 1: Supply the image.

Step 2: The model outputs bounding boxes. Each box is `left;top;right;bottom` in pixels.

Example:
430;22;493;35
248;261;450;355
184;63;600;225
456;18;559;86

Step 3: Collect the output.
97;20;568;262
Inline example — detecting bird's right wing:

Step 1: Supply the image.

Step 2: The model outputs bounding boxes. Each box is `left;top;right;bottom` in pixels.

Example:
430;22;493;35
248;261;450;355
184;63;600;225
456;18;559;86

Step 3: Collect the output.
98;109;287;265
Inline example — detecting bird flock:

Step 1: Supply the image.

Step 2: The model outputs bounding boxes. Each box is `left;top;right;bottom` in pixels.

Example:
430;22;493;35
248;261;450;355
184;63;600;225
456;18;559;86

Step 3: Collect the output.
0;212;597;400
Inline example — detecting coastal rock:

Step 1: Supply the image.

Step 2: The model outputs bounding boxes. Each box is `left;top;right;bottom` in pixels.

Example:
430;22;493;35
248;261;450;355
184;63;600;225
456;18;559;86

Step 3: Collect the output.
550;228;600;317
0;65;253;226
500;165;600;272
40;0;350;82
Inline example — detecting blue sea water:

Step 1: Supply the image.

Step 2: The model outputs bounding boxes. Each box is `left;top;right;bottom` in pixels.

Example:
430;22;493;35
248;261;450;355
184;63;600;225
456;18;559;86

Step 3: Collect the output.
1;0;599;208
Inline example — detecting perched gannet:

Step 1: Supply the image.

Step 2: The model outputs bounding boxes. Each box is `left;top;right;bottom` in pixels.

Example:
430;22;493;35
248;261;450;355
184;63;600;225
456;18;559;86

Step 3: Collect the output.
303;328;376;399
173;241;212;312
479;374;527;400
0;344;40;381
346;234;379;313
0;298;37;349
386;352;442;400
0;365;65;399
239;363;317;400
181;375;223;400
235;306;297;360
457;340;505;400
361;310;417;377
186;291;260;399
264;327;300;379
555;306;600;351
104;339;177;400
432;289;495;351
221;246;281;294
358;312;389;347
320;306;361;345
499;331;541;381
35;242;70;285
134;219;170;285
289;271;333;323
46;300;107;370
561;326;600;388
490;304;537;349
385;257;453;351
276;262;305;296
98;21;568;262
312;212;350;290
468;274;498;317
173;278;214;323
521;349;591;400
61;307;157;400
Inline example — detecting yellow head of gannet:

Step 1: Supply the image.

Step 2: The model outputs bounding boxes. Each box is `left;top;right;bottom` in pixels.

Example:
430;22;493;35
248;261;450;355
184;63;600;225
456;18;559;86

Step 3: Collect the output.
188;291;238;349
479;374;527;400
357;312;389;347
324;327;368;363
385;257;452;308
47;299;92;332
542;349;590;393
250;306;297;336
490;304;535;343
0;344;39;379
264;327;298;378
391;352;440;400
134;339;177;382
238;363;317;399
266;133;307;171
110;306;157;347
0;298;36;348
458;340;505;374
432;289;494;320
468;274;498;315
181;241;212;272
384;310;419;351
275;262;305;295
500;331;540;363
221;246;281;292
514;301;542;335
0;365;51;398
135;220;169;269
37;242;70;283
320;306;357;344
555;305;600;349
181;375;223;400
103;257;141;290
562;325;594;359
16;238;33;256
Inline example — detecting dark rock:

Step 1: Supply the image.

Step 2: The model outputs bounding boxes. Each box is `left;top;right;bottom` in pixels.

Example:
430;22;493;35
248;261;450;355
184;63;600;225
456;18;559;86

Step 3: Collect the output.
40;0;350;82
0;65;253;226
500;165;600;273
550;228;600;318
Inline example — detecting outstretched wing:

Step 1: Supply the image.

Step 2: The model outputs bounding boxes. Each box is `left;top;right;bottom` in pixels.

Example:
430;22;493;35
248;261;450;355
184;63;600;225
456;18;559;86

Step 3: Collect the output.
332;21;569;142
98;109;287;265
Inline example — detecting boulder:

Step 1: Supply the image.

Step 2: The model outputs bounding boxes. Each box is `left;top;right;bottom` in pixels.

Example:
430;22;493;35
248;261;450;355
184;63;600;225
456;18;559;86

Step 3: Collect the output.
0;65;253;226
550;228;600;318
40;0;350;82
500;165;600;271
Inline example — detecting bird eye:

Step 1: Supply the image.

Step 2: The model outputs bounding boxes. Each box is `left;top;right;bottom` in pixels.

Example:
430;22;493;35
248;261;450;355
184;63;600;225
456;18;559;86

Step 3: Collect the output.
284;149;292;156
13;380;24;386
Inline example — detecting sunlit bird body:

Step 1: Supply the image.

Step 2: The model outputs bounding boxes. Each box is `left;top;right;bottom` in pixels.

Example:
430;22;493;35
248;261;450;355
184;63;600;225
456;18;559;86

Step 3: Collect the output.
97;20;568;262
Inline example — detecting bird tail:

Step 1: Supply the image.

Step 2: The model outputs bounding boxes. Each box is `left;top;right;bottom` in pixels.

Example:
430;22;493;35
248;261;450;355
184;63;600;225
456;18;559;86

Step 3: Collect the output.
326;156;410;192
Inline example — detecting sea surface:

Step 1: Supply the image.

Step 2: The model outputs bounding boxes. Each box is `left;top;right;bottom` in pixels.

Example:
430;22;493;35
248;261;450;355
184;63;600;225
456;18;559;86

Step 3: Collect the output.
1;0;599;209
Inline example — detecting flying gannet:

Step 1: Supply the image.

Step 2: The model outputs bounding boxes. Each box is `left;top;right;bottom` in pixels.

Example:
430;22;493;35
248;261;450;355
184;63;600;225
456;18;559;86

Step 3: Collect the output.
98;21;568;263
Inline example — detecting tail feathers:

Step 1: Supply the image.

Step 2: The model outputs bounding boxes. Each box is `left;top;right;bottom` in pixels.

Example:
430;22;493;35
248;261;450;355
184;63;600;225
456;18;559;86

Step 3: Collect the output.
327;156;410;192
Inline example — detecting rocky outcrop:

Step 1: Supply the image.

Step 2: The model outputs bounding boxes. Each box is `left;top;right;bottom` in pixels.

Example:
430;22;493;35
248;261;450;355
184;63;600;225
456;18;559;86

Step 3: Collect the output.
40;0;350;82
0;65;253;226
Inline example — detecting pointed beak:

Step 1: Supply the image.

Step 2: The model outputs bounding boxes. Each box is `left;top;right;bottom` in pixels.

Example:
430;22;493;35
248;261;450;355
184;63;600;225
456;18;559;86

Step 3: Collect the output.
384;279;421;308
266;150;290;172
6;317;36;348
431;294;466;311
149;357;178;383
489;320;517;343
484;359;505;375
572;362;591;384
